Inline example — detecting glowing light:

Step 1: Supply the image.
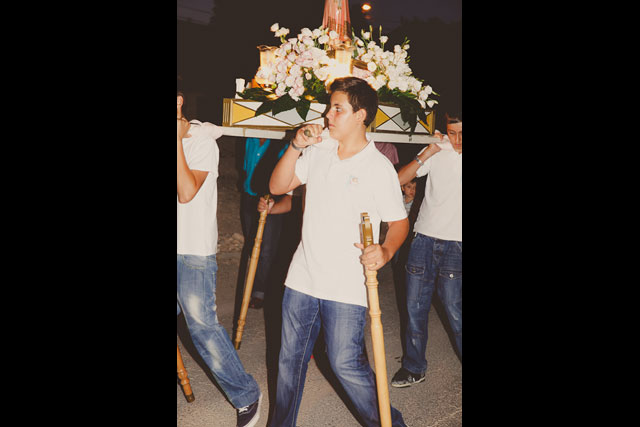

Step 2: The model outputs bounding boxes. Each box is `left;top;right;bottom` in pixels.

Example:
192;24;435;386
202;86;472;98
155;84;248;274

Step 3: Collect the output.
362;3;372;12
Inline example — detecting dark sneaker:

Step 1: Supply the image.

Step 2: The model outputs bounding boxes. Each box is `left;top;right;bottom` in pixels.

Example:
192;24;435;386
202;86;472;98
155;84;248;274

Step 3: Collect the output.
391;367;425;388
237;393;262;427
249;297;264;309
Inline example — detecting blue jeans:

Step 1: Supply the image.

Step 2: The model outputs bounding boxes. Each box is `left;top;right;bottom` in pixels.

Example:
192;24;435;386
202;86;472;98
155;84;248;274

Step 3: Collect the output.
271;287;406;427
177;254;260;408
241;193;285;299
403;233;462;374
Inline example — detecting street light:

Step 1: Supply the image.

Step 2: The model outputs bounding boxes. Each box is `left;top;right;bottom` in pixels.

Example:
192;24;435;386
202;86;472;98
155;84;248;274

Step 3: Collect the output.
361;3;372;12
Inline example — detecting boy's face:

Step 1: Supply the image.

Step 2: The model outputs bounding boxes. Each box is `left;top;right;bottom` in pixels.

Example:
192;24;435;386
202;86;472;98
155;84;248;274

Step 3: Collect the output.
402;181;416;199
325;91;365;141
447;121;462;153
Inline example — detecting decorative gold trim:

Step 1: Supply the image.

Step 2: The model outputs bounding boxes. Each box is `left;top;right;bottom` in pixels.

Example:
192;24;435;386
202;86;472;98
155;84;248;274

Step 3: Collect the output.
223;98;434;134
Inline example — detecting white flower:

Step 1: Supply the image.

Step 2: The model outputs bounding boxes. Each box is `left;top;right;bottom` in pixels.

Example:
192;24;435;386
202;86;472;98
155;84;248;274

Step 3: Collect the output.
285;75;296;87
300;28;312;37
427;99;437;108
403;44;410;50
367;61;377;72
356;38;364;47
362;31;370;40
275;82;287;97
379;36;388;44
329;30;339;40
394;44;402;53
318;35;329;44
423;85;433;95
418;99;426;109
305;72;312;80
270;23;279;32
275;28;290;38
276;61;287;74
312;28;322;38
290;64;302;77
315;67;329;81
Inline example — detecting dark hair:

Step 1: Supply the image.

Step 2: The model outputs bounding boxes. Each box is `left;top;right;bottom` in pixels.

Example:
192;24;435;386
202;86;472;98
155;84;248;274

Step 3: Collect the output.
445;111;462;124
177;75;184;97
328;76;378;127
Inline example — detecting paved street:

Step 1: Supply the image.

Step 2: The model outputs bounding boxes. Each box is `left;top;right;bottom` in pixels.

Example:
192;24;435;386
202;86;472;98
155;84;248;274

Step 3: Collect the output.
177;250;462;426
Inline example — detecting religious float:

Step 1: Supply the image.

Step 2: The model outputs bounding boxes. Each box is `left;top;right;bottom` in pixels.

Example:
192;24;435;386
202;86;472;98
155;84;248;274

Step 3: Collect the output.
221;0;440;144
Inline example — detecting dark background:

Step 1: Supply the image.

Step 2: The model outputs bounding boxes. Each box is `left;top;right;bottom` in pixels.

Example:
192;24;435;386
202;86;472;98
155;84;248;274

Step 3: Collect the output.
177;0;461;131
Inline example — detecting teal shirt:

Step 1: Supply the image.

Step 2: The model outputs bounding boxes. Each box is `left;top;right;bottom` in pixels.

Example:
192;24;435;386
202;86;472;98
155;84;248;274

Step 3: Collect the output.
243;138;286;196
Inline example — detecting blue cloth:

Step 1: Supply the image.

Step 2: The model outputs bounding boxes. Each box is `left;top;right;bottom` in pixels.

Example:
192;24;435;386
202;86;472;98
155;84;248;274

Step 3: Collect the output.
403;233;462;374
243;138;286;196
271;287;406;427
177;254;260;408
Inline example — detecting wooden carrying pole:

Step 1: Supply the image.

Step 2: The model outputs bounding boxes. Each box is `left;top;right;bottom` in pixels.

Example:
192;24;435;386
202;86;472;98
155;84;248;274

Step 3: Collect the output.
234;195;270;350
177;345;195;402
360;213;392;427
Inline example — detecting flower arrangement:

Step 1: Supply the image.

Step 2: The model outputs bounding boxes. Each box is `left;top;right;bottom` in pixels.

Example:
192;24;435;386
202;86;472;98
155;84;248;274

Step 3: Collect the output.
237;23;438;133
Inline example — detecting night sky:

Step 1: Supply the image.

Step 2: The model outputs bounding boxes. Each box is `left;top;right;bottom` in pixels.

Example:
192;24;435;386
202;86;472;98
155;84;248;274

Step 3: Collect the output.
177;0;461;125
178;0;461;28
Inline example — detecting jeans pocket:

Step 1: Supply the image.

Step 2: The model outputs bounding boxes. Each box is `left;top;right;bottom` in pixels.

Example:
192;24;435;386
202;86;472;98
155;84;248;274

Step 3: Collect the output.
181;255;208;270
439;269;462;280
405;263;425;276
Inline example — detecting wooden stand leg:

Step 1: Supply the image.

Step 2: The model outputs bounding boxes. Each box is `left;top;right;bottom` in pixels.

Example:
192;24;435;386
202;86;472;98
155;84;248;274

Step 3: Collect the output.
360;213;392;427
234;195;270;350
177;345;195;403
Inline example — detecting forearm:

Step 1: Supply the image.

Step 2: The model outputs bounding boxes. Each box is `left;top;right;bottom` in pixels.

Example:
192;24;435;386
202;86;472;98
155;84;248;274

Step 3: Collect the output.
269;144;302;195
380;218;409;262
397;162;420;186
270;195;292;214
398;144;439;185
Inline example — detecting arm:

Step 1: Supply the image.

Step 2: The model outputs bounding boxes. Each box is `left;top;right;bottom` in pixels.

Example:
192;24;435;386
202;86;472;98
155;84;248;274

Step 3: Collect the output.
257;194;293;215
269;124;323;195
355;218;409;271
397;140;442;186
177;118;209;203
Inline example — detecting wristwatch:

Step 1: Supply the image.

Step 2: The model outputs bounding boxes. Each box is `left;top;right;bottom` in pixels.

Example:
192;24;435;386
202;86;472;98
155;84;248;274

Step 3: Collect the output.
415;155;425;166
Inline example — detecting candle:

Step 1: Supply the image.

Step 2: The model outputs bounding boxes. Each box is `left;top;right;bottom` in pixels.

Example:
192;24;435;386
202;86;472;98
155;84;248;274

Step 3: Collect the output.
256;45;277;86
235;78;245;97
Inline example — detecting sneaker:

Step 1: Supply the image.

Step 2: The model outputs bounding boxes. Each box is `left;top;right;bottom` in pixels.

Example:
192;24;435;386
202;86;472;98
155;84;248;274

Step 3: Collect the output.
391;367;425;388
237;393;262;427
249;297;264;309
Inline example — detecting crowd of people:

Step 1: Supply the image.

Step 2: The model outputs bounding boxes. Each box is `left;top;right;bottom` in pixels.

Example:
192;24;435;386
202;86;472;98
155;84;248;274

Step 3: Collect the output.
177;76;461;427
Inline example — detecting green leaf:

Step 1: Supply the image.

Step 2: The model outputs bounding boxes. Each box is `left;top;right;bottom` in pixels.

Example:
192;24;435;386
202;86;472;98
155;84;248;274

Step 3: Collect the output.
417;109;427;124
295;98;311;120
255;100;275;117
272;94;297;116
238;87;273;102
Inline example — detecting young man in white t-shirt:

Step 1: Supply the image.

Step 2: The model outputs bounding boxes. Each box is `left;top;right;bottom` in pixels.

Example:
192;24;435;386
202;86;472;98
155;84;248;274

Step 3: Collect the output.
177;88;262;427
391;111;462;388
269;77;409;427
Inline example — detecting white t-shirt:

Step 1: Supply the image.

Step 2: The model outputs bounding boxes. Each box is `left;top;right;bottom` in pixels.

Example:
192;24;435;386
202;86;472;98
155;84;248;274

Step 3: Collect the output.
177;120;222;256
285;137;407;307
413;137;462;242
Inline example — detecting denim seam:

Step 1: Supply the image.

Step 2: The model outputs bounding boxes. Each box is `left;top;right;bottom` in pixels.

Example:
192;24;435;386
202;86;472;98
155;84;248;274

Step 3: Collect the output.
292;304;320;427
